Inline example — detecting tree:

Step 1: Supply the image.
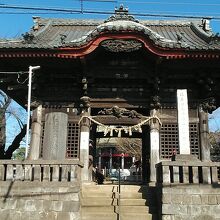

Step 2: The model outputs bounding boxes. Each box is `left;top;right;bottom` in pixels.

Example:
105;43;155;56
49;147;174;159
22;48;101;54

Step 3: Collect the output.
209;132;220;162
116;138;142;159
0;90;27;159
12;147;25;160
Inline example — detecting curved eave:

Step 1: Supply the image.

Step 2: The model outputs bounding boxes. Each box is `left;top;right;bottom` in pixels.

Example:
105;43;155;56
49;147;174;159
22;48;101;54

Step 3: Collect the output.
0;32;220;60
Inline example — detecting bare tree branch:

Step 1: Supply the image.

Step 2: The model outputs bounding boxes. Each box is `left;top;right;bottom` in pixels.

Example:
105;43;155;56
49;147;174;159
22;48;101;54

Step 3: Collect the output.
4;124;27;159
0;90;26;159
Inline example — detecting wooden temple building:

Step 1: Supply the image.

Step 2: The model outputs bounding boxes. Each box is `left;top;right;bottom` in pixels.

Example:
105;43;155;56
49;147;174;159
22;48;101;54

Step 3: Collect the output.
1;6;220;220
0;6;220;182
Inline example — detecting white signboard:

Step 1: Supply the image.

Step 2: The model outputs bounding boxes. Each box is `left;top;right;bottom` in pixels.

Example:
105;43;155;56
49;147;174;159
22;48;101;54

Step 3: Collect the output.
177;89;190;154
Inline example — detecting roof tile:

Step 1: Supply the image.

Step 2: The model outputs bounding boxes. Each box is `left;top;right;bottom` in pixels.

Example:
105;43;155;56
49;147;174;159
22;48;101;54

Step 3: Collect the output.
0;14;219;52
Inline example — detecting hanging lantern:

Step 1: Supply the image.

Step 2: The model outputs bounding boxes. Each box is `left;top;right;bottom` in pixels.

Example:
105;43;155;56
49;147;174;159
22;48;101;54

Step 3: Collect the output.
138;126;142;133
129;127;132;136
104;126;109;136
118;129;122;137
110;128;113;136
124;128;128;133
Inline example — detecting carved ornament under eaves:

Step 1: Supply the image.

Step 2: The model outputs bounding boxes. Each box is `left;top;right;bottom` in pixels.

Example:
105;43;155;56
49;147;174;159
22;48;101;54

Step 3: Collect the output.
101;39;142;53
98;106;142;119
200;97;216;113
150;95;162;110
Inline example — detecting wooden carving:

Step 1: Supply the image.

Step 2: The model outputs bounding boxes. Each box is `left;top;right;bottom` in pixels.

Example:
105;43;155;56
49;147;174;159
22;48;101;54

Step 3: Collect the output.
101;39;142;53
200;97;216;113
150;95;161;110
98;106;142;118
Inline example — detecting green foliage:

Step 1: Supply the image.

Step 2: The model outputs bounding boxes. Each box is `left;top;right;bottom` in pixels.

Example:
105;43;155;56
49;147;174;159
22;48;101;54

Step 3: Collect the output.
209;132;220;162
12;147;25;160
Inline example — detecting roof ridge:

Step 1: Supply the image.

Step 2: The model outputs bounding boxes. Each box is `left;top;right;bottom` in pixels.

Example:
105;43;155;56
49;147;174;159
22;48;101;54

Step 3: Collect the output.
142;20;197;26
32;17;204;27
34;17;103;26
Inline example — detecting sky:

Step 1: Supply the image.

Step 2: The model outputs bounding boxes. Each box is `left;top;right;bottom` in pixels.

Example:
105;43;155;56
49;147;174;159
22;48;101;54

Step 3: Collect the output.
0;0;220;37
209;110;220;132
0;0;220;140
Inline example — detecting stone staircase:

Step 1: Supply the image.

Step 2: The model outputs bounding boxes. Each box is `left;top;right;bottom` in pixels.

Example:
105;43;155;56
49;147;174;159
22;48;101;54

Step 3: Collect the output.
81;184;157;220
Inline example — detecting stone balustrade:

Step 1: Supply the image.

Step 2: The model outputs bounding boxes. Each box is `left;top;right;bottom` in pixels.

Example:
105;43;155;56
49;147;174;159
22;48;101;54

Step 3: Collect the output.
0;159;83;182
156;161;220;185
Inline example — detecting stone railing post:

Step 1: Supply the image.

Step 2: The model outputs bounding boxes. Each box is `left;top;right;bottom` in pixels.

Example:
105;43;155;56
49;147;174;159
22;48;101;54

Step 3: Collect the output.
28;105;42;160
0;160;83;182
156;160;220;185
199;108;210;161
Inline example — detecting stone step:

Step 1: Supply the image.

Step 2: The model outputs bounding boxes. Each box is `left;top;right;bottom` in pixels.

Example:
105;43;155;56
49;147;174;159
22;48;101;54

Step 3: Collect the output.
82;192;151;200
116;205;149;213
82;190;146;198
82;185;150;193
83;184;141;188
81;191;116;198
117;192;144;199
120;198;146;206
81;197;117;206
120;213;152;220
82;206;115;213
82;192;147;200
82;213;117;220
81;197;148;207
82;212;152;220
82;185;117;191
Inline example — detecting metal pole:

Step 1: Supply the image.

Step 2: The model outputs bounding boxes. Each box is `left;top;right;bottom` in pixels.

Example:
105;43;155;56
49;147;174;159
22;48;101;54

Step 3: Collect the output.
118;167;121;193
118;166;121;220
25;66;40;159
121;153;124;171
98;149;102;171
110;149;112;173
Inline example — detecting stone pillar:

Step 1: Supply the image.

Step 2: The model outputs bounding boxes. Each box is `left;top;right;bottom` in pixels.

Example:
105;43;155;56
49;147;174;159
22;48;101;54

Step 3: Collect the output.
199;108;210;161
150;109;160;182
177;89;190;154
28;105;42;160
79;112;90;182
42;112;68;160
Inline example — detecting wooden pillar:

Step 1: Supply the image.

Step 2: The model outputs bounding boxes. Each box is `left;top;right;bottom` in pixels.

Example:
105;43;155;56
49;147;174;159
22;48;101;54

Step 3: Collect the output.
90;124;97;167
150;109;160;182
199;109;210;161
142;125;150;184
28;105;42;160
79;112;90;181
42;112;68;160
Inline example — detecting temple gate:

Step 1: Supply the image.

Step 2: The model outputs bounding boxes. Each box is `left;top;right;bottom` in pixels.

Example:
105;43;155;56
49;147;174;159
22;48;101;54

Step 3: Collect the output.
0;6;220;220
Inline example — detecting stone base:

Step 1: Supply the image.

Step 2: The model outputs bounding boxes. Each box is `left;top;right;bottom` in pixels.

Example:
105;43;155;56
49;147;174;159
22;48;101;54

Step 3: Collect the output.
158;184;220;220
0;182;80;220
172;154;200;162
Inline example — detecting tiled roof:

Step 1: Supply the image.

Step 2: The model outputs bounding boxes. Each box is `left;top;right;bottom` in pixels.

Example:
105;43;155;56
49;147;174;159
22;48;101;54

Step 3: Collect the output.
0;8;220;52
